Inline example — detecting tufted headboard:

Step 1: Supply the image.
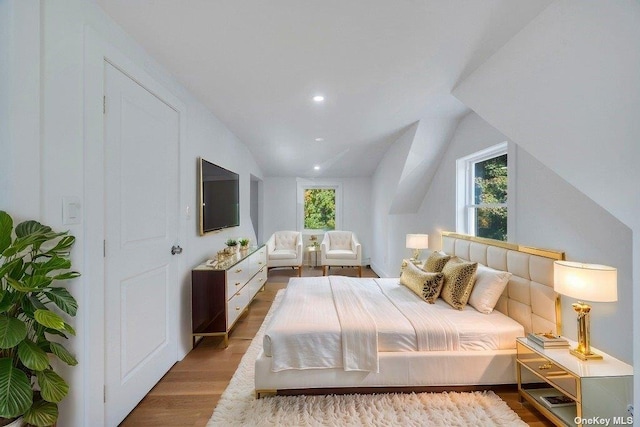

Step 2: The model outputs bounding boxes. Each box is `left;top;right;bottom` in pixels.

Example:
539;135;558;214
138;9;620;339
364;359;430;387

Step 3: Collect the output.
441;232;565;335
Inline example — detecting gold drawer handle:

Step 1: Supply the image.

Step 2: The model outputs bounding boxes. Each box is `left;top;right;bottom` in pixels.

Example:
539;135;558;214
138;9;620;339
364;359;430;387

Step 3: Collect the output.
258;261;263;265
235;282;241;286
538;363;553;370
235;268;242;273
235;306;240;311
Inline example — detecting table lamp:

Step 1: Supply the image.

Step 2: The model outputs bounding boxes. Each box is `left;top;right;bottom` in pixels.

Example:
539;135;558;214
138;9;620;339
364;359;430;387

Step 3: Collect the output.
405;234;429;262
553;260;617;360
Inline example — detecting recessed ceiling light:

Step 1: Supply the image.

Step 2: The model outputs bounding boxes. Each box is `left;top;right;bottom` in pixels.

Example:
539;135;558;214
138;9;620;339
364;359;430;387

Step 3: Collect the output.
315;138;324;142
313;95;325;102
314;165;321;170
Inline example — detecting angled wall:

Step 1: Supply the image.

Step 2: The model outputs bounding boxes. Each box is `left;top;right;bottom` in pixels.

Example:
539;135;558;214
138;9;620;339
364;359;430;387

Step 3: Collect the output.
453;0;639;406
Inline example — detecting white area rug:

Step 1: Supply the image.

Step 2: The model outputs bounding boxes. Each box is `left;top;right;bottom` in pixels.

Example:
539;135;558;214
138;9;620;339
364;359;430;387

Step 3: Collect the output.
208;291;526;427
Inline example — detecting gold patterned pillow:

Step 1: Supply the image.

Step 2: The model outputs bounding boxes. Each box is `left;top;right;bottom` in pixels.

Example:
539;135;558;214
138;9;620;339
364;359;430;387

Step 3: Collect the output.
440;258;478;310
400;261;445;303
422;251;451;273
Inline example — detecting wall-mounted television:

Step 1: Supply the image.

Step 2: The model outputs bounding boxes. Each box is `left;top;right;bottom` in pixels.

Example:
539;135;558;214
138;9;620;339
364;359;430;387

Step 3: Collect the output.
198;157;239;235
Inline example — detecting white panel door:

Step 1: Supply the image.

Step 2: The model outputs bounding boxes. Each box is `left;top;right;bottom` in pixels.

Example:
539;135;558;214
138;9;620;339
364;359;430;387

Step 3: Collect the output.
104;62;180;426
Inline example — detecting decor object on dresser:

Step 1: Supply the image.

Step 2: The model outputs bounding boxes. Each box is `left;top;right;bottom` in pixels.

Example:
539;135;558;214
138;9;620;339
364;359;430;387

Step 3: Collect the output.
320;230;362;277
0;211;80;427
191;246;266;347
553;260;617;360
517;336;632;426
266;231;303;276
238;238;250;249
405;233;429;262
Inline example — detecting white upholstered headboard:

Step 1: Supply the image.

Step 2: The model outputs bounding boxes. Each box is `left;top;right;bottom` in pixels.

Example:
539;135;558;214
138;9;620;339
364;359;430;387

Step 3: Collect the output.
441;232;565;335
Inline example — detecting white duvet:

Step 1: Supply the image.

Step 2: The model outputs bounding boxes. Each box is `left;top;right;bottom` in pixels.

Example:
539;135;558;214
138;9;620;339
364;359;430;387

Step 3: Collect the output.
262;276;524;373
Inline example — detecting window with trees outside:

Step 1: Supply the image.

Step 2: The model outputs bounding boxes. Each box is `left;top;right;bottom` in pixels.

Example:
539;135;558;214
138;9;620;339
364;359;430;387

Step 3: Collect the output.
304;188;336;230
456;143;509;241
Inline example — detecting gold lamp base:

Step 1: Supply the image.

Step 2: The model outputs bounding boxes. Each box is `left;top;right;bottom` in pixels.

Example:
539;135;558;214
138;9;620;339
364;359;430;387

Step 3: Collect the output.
570;301;604;361
570;348;603;361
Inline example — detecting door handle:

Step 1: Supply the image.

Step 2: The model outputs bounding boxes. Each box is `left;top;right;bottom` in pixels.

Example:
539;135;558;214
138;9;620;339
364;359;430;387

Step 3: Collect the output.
171;245;183;255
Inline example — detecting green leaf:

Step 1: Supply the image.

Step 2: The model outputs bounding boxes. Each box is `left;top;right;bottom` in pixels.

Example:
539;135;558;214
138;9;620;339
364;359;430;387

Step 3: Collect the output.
23;399;58;427
36;370;68;403
18;340;50;371
49;342;77;366
6;276;36;293
0;258;22;280
15;220;50;238
0;358;33;419
43;328;67;339
49;235;75;253
28;296;47;311
0;211;12;254
52;271;81;281
34;310;65;332
44;288;78;317
63;322;76;336
0;316;27;349
32;256;71;275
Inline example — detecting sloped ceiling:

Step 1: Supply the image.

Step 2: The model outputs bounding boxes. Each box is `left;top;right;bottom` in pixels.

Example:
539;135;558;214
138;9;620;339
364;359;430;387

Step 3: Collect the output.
95;0;552;177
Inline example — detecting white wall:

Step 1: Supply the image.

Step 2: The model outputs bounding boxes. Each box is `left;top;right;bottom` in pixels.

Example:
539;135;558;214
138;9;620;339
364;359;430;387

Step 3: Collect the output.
370;124;416;277
371;112;633;363
263;176;372;264
0;0;41;220
452;0;639;406
2;1;264;425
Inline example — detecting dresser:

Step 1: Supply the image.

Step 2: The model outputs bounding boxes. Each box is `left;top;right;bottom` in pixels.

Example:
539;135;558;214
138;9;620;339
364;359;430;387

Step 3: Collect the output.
516;337;633;426
191;245;267;347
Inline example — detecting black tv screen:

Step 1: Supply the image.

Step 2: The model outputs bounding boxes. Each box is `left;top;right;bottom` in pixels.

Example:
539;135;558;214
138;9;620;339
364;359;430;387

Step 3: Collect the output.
198;157;239;234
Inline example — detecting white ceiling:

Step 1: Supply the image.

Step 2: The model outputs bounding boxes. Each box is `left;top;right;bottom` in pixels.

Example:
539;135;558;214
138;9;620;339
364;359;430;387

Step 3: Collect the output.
95;0;552;177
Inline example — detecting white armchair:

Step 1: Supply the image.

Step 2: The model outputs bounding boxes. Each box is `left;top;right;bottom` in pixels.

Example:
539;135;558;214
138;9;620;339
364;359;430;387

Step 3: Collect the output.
320;231;362;277
266;231;303;276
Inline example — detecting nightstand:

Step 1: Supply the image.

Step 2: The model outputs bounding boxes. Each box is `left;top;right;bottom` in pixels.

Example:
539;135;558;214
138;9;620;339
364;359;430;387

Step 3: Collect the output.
516;337;633;426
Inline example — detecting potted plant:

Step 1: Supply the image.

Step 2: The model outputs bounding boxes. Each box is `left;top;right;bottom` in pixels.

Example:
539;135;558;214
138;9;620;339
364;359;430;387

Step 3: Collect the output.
225;239;238;254
238;238;249;252
0;211;79;427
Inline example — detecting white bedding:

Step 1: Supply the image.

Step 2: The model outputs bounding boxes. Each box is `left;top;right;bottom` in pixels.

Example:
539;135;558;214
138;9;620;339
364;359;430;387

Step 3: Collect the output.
262;277;524;373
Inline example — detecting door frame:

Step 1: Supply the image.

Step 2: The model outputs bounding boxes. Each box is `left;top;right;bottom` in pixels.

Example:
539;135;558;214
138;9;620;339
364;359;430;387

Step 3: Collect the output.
83;27;187;426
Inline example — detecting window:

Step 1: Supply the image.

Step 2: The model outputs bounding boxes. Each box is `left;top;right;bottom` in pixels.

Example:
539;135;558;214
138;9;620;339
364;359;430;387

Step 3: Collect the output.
304;188;336;230
297;179;342;232
456;142;509;241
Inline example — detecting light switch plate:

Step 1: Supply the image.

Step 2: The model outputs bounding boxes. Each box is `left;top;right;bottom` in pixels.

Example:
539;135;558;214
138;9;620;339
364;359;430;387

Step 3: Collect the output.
62;196;82;225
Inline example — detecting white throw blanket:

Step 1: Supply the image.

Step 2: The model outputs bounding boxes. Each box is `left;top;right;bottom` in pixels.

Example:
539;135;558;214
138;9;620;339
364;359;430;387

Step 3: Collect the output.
330;277;379;372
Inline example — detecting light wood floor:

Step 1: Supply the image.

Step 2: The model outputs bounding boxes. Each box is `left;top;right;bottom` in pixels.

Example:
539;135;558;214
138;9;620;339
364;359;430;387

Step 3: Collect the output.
121;266;552;426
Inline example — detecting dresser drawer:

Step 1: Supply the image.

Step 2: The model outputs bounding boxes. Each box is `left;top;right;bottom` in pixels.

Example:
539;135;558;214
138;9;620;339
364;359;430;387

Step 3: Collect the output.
226;258;249;300
517;342;578;399
227;286;251;328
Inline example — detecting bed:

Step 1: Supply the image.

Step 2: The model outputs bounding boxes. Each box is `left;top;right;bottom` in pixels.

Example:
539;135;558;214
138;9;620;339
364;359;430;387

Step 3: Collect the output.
255;232;564;397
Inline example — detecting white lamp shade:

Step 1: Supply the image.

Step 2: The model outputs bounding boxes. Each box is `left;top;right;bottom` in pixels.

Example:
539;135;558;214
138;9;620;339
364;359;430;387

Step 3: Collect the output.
554;260;617;302
405;234;429;249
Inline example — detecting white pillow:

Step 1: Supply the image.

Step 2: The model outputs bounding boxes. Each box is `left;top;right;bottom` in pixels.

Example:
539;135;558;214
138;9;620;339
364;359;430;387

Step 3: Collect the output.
468;264;512;314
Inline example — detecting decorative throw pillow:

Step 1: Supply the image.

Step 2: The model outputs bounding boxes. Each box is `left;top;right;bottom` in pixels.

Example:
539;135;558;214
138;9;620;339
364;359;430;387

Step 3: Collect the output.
440;258;478;310
422;251;451;273
400;261;445;303
468;264;512;314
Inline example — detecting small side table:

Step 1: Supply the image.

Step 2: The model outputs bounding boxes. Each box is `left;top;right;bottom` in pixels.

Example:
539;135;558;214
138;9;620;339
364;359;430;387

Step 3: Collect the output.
516;337;633;426
306;245;319;268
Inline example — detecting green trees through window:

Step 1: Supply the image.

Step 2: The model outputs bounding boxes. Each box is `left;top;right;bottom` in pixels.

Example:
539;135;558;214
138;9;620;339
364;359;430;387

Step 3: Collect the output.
473;154;507;240
304;188;336;230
